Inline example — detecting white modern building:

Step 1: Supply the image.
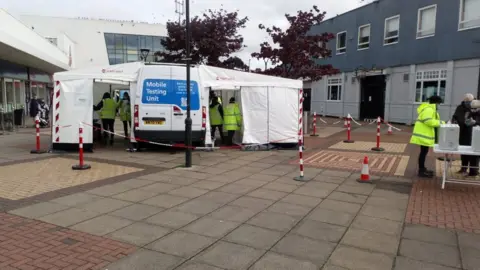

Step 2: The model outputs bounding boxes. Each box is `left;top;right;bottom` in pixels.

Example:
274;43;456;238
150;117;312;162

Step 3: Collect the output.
18;15;168;69
0;9;69;122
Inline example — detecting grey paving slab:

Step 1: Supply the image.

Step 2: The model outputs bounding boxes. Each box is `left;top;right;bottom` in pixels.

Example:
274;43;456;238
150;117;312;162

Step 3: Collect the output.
336;184;375;195
341;228;399;255
351;215;403;236
247;173;279;181
105;249;182;270
86;183;133;196
317;199;362;214
138;182;181;193
250;252;318;270
118;178;156;188
321;170;351;178
273;234;336;266
71;215;133;236
218;183;257;195
248;188;289;201
145;210;200;229
9;202;69;219
109;204;165;221
194;241;263;269
160;176;200;186
266;202;312;217
224;224;284;250
38;208;101;227
229;196;275;211
176;262;224;270
394;256;459;270
141;194;190;208
360;205;405;222
208;174;241;183
147;231;215;257
402;224;457;246
399;239;462;268
328;245;394;270
50;192;102;207
365;196;409;210
260;166;296;176
293;186;333;198
208;205;258;223
308;208;355;227
460;247;480;270
182;217;239;238
370;189;409;200
199;191;240;204
190;180;227;190
108;222;171;246
275;176;306;186
313;175;346;184
172;199;223;215
262;182;299;192
327;191;367;204
293;219;347;243
236;178;269;187
280;194;323;207
322;265;349;270
247;212;299;232
112;189;159;202
169;186;210;198
303;182;339;191
79;197;132;214
458;231;480;250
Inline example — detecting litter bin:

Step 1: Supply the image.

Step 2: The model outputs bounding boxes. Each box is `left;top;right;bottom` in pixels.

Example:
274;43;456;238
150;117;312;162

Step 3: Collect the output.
14;109;24;126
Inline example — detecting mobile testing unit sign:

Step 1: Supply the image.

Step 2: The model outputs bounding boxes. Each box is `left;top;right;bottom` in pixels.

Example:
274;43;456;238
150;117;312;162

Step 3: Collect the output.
142;79;200;110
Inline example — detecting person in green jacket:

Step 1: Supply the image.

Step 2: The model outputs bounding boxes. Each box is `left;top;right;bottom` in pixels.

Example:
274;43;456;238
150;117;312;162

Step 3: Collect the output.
410;95;445;178
94;92;117;145
118;92;131;139
223;97;242;146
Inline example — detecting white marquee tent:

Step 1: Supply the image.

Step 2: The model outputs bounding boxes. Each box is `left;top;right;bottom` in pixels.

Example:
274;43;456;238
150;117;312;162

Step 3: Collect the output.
51;62;303;150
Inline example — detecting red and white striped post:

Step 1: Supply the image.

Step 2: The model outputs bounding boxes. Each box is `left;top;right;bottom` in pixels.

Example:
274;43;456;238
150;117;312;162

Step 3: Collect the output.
30;115;46;154
343;115;354;143
294;89;311;182
310;112;319;137
371;116;385;151
72;122;91;170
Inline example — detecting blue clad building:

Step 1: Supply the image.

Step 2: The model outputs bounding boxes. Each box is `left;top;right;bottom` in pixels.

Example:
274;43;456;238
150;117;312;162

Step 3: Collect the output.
305;0;480;124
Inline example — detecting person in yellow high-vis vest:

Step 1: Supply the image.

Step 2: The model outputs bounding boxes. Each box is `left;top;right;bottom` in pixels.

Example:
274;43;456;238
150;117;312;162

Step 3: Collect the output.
410;95;445;178
209;97;225;144
94;92;117;145
224;97;242;146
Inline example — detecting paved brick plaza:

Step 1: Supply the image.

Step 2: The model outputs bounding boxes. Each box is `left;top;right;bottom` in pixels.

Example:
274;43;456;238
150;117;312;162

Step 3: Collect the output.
0;123;479;269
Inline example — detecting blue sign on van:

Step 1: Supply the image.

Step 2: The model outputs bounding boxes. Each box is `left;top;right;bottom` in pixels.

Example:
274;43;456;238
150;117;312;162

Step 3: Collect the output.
141;79;200;110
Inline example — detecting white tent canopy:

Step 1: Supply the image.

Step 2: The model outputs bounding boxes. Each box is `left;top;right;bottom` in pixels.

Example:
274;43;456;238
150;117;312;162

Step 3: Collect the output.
52;62;303;148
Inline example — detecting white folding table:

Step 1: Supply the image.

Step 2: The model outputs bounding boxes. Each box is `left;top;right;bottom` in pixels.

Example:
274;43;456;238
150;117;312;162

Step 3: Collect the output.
433;144;480;189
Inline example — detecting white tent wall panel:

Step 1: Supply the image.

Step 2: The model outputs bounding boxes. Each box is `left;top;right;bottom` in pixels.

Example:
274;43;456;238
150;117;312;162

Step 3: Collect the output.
268;87;298;144
241;87;268;144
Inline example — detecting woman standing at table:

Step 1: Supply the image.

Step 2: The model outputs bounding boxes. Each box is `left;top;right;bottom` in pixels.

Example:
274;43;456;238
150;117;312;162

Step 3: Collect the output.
410;95;445;178
452;93;476;176
463;99;480;176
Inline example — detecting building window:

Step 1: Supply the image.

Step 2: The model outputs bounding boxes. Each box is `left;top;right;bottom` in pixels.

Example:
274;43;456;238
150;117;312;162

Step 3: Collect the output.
104;33;166;65
417;5;437;38
327;78;342;101
384;15;400;45
415;70;447;103
459;0;480;30
336;31;347;54
358;24;370;50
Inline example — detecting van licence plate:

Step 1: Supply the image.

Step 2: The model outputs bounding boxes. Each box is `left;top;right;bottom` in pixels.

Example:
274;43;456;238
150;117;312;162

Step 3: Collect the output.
144;120;165;125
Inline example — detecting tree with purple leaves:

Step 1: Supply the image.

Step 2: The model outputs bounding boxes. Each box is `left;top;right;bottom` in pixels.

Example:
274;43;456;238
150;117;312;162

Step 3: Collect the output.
156;9;249;69
251;5;339;80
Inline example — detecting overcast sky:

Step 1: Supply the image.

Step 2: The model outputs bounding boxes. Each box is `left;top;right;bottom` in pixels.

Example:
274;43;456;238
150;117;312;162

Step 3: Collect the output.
1;0;366;69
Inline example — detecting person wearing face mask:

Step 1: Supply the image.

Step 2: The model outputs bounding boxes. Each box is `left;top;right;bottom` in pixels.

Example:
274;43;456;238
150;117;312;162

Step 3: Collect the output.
452;93;477;175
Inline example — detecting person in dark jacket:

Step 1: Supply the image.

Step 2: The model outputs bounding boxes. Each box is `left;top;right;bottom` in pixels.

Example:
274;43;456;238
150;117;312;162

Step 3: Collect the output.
93;92;117;145
452;93;477;175
464;99;480;176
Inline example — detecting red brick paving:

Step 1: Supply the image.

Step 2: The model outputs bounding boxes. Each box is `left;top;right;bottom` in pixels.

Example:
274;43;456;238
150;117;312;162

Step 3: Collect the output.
0;213;136;270
406;178;480;233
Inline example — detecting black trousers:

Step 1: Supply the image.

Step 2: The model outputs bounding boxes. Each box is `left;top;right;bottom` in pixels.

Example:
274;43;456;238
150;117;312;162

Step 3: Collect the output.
418;145;429;170
101;119;115;142
227;130;235;146
210;125;225;142
123;120;131;138
461;155;479;173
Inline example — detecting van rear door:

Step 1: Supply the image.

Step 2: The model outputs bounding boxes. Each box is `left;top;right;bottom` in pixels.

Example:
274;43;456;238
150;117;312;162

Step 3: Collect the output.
139;79;173;131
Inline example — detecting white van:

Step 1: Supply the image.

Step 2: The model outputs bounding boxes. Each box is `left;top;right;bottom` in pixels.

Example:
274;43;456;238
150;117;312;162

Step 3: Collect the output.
133;64;206;146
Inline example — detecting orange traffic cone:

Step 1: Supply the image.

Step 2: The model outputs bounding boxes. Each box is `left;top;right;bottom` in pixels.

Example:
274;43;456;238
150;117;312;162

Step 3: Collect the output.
387;125;393;135
357;156;372;183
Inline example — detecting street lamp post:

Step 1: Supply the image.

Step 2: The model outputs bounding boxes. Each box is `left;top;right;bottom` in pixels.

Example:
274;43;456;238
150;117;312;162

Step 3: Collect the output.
184;0;193;167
